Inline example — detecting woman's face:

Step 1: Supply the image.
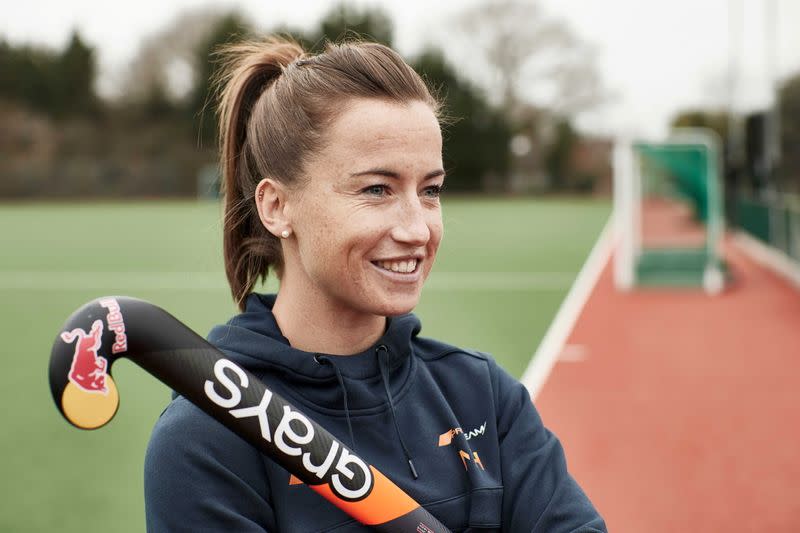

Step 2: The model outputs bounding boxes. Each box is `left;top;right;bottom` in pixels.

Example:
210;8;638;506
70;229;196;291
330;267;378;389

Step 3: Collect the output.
283;98;444;318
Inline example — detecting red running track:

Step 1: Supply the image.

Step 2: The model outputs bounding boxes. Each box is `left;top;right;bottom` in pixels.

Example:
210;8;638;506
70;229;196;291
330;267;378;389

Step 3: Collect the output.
535;240;800;532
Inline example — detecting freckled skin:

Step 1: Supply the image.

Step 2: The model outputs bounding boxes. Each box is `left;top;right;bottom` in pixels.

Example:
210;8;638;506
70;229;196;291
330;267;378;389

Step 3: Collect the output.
280;98;444;332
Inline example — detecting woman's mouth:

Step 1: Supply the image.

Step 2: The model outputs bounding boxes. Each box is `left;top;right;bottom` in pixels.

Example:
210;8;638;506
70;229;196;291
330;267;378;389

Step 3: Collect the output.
372;258;419;274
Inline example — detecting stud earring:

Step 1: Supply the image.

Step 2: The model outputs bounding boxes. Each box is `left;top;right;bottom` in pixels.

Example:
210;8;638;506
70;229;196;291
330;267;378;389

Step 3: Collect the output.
257;190;264;202
280;229;291;239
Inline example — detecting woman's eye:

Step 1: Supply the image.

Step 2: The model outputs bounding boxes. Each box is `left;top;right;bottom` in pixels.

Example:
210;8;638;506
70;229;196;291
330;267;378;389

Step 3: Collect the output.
422;185;443;199
363;184;388;197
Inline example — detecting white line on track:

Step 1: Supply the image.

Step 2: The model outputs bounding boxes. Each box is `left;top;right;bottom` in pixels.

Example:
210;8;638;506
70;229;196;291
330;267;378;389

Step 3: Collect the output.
0;270;577;291
732;231;800;290
558;344;589;362
520;216;616;400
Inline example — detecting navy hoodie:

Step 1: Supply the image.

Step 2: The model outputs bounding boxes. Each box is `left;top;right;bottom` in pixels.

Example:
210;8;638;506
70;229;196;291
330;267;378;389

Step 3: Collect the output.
145;293;605;532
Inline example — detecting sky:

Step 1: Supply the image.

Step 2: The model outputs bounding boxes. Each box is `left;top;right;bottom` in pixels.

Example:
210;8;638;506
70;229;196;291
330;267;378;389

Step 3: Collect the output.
2;0;798;137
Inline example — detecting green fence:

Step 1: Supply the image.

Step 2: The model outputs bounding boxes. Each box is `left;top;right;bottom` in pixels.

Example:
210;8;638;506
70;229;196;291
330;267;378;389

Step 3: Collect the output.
735;193;800;262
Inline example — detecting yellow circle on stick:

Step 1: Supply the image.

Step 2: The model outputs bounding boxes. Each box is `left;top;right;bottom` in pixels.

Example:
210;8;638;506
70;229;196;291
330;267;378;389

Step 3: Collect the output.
61;377;120;429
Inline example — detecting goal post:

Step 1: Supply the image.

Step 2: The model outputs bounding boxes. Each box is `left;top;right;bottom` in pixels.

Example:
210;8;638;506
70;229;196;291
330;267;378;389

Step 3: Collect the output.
614;128;725;294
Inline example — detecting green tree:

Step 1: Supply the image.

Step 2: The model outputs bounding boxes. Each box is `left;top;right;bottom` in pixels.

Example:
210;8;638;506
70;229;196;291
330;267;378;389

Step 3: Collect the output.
670;109;729;140
544;118;577;190
55;31;98;116
0;41;59;115
56;32;97;115
412;48;510;191
0;31;98;118
305;3;393;51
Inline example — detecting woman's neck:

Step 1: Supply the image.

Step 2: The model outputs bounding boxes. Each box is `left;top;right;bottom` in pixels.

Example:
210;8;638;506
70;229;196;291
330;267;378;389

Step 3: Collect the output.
271;278;386;356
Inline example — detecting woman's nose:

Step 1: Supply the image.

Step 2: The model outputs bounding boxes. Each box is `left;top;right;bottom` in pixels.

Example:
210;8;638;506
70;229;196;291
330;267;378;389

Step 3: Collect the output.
390;197;431;245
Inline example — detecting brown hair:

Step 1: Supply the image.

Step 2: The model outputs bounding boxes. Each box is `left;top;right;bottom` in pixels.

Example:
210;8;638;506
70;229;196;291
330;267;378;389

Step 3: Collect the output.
215;36;440;309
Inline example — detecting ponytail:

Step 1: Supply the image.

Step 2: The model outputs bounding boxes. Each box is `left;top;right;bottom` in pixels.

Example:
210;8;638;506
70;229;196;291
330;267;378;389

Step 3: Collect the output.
215;38;304;309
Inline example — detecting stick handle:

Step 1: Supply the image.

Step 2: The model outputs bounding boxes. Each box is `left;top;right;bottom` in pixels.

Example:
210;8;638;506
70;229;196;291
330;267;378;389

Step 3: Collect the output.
50;296;451;533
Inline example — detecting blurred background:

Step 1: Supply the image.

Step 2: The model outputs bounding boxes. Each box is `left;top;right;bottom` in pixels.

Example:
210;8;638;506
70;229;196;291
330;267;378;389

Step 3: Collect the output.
3;0;799;198
1;1;798;532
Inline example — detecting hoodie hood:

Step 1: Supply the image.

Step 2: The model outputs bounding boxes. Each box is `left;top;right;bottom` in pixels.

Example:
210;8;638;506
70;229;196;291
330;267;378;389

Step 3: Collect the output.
206;293;422;413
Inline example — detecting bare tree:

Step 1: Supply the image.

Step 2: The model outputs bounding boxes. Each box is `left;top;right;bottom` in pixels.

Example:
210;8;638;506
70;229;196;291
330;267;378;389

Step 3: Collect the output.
117;7;228;104
456;0;605;119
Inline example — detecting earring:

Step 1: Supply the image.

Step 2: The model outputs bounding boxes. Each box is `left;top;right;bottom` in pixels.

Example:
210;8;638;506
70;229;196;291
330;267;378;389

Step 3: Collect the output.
280;229;291;239
257;190;264;202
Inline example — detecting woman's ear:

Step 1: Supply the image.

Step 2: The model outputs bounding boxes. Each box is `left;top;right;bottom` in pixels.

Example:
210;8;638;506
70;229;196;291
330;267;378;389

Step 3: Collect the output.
255;178;292;238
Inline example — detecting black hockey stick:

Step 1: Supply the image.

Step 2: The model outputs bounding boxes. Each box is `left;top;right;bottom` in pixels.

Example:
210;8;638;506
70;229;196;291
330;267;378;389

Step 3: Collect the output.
49;296;450;532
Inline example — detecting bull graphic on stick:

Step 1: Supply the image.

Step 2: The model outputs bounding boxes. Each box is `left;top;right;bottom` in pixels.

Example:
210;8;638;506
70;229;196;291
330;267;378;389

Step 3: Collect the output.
60;320;108;394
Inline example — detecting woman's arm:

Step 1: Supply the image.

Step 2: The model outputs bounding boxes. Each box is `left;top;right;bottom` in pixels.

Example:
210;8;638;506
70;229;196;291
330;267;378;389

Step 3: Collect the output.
491;361;606;533
145;396;275;532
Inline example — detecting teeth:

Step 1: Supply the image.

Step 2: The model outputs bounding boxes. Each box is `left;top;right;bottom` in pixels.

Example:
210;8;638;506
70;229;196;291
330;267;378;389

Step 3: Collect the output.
377;259;417;273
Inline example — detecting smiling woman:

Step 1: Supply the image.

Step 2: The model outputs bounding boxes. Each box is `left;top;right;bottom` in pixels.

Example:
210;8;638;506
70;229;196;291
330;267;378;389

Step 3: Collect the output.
144;36;606;532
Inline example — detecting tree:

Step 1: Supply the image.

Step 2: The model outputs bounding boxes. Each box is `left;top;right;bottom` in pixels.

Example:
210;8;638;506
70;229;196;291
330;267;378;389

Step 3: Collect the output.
456;0;604;119
56;31;98;116
544;118;577;190
670;110;729;140
0;41;55;112
412;49;510;191
452;0;607;192
0;31;98;118
121;7;225;105
304;3;393;51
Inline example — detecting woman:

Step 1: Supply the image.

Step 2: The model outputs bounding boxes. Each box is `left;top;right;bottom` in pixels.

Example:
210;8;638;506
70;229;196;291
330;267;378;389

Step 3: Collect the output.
145;36;605;532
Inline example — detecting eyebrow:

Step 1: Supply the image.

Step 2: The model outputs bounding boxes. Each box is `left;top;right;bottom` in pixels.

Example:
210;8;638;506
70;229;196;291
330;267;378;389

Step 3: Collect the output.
349;168;446;180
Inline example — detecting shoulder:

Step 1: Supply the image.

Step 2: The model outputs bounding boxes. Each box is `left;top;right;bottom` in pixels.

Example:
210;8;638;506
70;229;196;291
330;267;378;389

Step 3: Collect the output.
412;335;520;403
413;335;513;376
145;398;276;530
413;335;494;364
145;395;268;489
148;395;225;448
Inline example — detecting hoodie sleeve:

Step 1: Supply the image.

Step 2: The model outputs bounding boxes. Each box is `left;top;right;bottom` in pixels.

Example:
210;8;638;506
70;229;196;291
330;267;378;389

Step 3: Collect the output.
491;360;606;533
144;396;275;532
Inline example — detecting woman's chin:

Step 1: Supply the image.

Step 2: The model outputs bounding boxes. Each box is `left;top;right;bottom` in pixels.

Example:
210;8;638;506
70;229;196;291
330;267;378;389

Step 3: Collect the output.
381;305;416;317
367;292;420;317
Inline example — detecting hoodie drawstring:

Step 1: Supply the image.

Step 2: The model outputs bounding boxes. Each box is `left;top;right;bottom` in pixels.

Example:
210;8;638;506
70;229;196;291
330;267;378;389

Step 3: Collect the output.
376;345;418;480
314;355;356;450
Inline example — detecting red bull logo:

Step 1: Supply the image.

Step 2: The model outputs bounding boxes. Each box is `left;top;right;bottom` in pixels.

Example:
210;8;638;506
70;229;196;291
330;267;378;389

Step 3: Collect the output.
100;298;127;354
61;319;108;394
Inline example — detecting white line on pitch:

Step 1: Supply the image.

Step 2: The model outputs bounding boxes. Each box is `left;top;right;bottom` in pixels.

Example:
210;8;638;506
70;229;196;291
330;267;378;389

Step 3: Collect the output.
0;270;577;291
520;216;615;399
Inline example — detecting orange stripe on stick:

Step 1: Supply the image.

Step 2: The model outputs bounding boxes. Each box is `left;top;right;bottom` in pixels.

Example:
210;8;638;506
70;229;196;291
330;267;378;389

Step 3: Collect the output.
310;466;419;525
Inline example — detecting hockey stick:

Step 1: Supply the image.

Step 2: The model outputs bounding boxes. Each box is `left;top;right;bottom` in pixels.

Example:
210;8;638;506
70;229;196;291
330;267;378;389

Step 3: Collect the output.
49;296;450;533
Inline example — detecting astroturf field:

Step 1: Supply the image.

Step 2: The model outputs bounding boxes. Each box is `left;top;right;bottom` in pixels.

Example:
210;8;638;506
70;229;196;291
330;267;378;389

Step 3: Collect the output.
0;197;609;532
